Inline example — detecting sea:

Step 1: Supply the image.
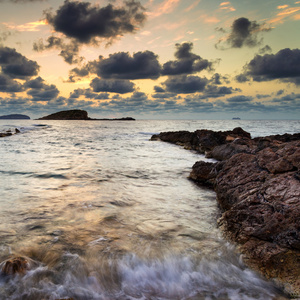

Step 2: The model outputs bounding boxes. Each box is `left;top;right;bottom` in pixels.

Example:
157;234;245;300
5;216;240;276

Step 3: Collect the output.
0;119;299;300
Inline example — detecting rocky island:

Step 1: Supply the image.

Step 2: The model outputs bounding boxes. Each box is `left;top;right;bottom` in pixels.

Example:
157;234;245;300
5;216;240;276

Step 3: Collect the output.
151;128;300;297
37;109;135;121
0;114;30;119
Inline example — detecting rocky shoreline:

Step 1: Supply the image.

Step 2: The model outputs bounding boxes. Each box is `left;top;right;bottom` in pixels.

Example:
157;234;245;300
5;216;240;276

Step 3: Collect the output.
151;128;300;297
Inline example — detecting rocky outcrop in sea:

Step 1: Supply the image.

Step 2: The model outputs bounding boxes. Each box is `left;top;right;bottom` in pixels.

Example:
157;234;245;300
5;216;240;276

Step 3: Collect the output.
151;128;300;296
37;109;135;121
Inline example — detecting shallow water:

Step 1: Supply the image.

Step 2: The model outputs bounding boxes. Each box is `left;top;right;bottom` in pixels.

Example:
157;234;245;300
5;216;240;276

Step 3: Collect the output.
0;119;299;300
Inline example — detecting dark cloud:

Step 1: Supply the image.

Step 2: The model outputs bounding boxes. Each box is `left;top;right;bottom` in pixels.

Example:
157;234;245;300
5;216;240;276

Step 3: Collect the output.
210;73;230;85
69;88;110;100
216;17;271;50
0;46;39;78
90;78;135;94
94;51;161;80
238;48;300;85
276;89;285;96
154;86;165;93
161;42;213;75
0;30;12;42
258;45;272;54
67;50;161;81
203;85;238;98
272;93;300;103
226;95;253;103
45;0;146;44
163;75;208;94
26;77;59;101
0;73;24;93
33;36;82;64
152;92;176;99
235;73;250;83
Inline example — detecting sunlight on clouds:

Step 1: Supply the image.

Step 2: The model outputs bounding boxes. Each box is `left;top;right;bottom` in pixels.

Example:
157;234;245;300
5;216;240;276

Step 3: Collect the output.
269;6;300;23
2;20;47;32
293;13;300;19
147;0;180;17
184;0;201;12
277;5;289;9
199;15;220;24
219;2;236;12
277;7;300;16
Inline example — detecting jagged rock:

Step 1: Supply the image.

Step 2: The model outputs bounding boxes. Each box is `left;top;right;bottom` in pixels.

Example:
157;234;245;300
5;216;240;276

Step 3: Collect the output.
151;127;252;154
152;128;300;295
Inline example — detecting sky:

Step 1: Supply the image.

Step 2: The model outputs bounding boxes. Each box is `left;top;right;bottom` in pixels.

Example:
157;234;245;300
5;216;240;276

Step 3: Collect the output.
0;0;299;119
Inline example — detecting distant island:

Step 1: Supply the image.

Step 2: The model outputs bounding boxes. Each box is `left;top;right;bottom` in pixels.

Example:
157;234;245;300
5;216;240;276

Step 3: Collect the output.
0;114;30;120
232;117;241;120
37;110;135;121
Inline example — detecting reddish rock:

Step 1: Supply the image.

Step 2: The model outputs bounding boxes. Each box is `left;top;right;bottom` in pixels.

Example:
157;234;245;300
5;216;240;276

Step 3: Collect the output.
1;257;30;275
152;128;300;295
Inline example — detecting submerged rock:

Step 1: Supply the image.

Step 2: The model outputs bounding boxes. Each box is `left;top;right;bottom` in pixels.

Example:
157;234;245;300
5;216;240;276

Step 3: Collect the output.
0;128;20;137
152;128;300;296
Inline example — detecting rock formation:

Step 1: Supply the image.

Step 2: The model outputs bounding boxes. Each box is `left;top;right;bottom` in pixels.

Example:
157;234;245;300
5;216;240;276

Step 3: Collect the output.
0;128;21;137
152;128;300;296
38;109;135;121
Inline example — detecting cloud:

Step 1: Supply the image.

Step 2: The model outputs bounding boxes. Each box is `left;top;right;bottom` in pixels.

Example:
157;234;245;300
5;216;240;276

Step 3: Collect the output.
203;85;238;98
226;95;253;103
210;73;230;85
90;78;135;94
0;46;40;78
219;1;236;12
163;75;208;93
3;20;47;32
216;17;271;49
0;0;45;2
0;73;24;93
33;36;83;65
258;45;272;54
67;43;214;81
237;48;300;85
69;88;110;100
45;0;146;44
69;50;161;81
0;30;12;42
148;0;180;18
161;42;213;75
94;51;161;80
25;76;59;101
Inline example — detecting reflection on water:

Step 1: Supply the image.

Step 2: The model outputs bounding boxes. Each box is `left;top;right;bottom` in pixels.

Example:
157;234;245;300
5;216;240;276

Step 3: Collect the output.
0;119;297;299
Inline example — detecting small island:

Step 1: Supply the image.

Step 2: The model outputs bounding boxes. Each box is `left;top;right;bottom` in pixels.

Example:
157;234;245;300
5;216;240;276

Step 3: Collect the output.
0;114;30;120
37;110;135;121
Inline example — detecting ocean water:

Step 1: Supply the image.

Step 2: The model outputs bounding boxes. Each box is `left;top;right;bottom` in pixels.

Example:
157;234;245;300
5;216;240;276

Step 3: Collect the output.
0;119;299;300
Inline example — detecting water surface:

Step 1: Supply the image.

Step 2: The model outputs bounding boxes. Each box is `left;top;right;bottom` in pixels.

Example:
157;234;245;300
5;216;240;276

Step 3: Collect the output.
0;119;298;299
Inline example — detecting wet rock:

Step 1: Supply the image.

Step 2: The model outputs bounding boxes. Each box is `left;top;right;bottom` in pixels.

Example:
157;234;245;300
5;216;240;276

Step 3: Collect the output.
1;257;30;275
189;161;218;187
152;128;300;295
151;127;252;155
